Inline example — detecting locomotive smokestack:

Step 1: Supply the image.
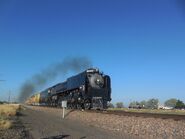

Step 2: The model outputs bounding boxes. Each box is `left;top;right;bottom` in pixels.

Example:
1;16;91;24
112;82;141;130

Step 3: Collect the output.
18;57;92;102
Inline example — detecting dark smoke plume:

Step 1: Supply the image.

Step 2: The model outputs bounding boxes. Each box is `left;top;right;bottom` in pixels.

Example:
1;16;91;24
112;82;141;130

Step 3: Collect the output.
18;57;92;102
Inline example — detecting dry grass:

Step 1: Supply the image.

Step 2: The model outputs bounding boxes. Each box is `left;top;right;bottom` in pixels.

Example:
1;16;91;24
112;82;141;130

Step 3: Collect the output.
0;104;20;130
108;108;185;115
0;119;12;130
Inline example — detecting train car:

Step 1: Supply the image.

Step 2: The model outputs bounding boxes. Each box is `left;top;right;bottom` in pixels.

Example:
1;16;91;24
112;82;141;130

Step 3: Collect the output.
34;93;40;105
27;68;111;109
25;95;35;105
26;93;40;106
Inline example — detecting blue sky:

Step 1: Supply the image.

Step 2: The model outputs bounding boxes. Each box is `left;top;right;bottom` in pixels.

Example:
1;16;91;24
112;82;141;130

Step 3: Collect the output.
0;0;185;104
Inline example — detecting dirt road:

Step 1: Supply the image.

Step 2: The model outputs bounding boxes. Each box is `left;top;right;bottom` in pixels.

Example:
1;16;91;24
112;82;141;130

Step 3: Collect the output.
20;106;135;139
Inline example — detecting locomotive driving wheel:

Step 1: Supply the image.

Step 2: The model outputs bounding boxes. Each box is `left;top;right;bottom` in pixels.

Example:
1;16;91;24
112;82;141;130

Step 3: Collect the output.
84;99;91;110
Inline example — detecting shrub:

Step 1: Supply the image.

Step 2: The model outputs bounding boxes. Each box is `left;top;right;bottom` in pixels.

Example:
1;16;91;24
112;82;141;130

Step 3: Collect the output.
116;102;124;108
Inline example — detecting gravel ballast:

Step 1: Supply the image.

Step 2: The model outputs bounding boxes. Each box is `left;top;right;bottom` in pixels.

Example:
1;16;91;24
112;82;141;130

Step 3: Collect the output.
67;110;185;139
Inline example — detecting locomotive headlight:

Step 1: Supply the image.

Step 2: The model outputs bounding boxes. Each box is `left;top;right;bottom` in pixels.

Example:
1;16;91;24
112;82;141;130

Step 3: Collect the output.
95;78;104;87
88;73;104;88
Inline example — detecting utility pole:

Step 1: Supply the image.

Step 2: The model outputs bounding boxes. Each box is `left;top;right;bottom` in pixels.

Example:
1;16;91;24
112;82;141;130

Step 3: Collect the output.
8;90;11;104
0;79;6;103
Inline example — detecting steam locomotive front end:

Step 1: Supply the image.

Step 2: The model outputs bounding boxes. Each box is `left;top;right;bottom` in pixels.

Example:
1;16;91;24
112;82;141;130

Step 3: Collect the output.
86;68;111;109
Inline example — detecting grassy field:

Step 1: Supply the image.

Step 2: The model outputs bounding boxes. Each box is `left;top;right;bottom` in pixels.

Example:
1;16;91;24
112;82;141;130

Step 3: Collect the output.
0;104;20;130
108;108;185;115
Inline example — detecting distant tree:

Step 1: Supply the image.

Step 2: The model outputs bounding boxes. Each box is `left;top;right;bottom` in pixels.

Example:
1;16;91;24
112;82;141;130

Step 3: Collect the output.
116;102;124;108
129;101;141;109
146;98;159;109
164;98;177;108
135;101;140;106
129;101;136;108
3;101;8;104
129;102;135;108
108;103;114;108
175;100;185;109
139;100;147;108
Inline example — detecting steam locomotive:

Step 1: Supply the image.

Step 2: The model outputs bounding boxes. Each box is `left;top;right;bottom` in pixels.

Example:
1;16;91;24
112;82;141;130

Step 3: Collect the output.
26;68;111;109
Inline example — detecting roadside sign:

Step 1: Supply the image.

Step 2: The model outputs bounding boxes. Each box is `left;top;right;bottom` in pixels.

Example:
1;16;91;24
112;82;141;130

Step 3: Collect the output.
62;101;67;119
62;101;67;108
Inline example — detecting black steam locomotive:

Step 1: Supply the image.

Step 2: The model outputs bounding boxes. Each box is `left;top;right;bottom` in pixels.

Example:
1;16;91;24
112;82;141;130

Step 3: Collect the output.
39;68;111;109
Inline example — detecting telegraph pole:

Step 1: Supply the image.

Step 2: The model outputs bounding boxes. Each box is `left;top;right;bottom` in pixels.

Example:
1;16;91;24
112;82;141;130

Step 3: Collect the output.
0;79;6;103
8;90;11;104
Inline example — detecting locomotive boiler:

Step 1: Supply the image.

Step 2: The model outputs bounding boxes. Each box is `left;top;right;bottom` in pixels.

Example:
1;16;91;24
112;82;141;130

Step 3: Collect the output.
27;68;111;109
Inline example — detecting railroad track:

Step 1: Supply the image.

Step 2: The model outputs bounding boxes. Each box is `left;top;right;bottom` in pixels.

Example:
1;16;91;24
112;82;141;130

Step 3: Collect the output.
25;105;185;121
86;109;185;121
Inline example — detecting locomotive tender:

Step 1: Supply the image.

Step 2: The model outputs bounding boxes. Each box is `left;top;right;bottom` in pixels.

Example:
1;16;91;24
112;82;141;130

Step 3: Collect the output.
26;68;111;109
